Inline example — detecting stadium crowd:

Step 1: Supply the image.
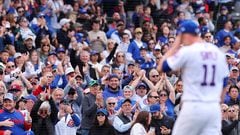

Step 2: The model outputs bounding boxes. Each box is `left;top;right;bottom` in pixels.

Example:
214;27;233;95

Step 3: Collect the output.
0;0;238;135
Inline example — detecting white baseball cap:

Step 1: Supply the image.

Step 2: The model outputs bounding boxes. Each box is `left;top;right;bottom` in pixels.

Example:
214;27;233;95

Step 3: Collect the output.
59;18;70;27
65;67;74;75
14;53;22;59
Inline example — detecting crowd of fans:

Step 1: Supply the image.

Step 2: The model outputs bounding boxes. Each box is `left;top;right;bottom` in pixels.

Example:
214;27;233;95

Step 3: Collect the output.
0;0;239;135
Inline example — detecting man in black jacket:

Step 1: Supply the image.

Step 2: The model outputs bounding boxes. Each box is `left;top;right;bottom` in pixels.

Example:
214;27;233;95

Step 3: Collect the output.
150;104;175;135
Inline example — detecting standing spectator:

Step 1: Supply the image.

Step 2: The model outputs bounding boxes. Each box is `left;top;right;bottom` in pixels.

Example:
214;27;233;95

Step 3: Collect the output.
128;28;147;60
30;90;58;135
89;108;116;135
81;80;103;135
215;20;234;47
57;18;71;49
55;99;81;135
150;104;174;135
0;93;33;135
103;74;123;100
113;98;138;135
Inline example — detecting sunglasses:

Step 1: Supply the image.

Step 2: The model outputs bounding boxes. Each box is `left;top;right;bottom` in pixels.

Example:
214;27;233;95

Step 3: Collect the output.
149;96;159;99
18;10;24;13
151;75;159;78
228;110;235;112
169;41;174;43
97;113;105;117
108;102;116;105
39;109;48;115
135;32;142;35
42;44;50;47
160;94;167;97
7;65;15;69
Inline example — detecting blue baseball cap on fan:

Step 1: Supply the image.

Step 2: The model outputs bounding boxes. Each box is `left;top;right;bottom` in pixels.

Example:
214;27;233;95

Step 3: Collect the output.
178;20;200;35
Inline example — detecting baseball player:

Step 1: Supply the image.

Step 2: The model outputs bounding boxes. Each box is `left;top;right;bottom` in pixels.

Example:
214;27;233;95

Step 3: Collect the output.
157;20;229;135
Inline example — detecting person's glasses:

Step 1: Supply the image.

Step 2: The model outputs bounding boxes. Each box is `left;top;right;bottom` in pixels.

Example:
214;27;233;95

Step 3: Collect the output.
228;110;235;112
39;110;48;115
222;110;227;113
42;44;50;47
7;65;15;69
108;102;116;105
149;42;155;45
136;32;142;35
160;94;167;97
149;96;159;99
47;76;53;78
151;75;159;78
18;10;24;13
97;113;105;117
177;84;183;87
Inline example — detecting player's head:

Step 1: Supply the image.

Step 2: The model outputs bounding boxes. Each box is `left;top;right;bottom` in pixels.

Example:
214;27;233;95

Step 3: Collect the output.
178;20;200;45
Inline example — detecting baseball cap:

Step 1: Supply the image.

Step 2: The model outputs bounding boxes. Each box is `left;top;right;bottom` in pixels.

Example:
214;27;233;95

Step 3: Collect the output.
14;53;22;59
56;48;65;53
23;35;34;41
226;53;235;59
65;67;75;75
127;62;135;66
24;94;37;102
48;51;57;56
9;84;22;91
137;82;147;89
37;12;45;18
154;44;161;50
68;87;76;95
150;104;161;113
4;93;14;101
140;45;148;50
96;108;108;116
221;6;228;11
231;66;239;71
60;99;70;105
90;50;98;55
123;85;134;91
178;20;200;35
59;18;71;26
135;28;142;33
120;98;132;106
89;80;99;87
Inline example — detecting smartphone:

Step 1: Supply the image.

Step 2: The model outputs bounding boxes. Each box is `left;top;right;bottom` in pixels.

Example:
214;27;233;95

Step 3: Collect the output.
150;127;155;133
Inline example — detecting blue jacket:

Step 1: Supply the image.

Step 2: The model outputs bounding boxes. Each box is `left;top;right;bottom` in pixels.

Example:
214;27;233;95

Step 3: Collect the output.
103;86;123;100
215;29;234;47
52;75;68;89
0;109;31;135
127;40;147;60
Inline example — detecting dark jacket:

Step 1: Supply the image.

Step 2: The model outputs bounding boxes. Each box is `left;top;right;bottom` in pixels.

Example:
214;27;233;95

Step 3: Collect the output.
89;124;116;135
81;93;98;129
57;28;70;49
150;115;175;135
30;98;58;135
222;120;240;135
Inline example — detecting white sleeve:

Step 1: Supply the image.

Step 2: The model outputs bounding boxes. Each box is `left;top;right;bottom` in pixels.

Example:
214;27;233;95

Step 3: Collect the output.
130;123;146;135
166;48;188;71
113;116;132;133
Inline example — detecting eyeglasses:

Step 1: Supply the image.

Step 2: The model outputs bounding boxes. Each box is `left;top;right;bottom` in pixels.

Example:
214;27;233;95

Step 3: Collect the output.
222;110;227;112
177;84;183;87
7;65;15;69
149;42;155;45
151;75;159;78
228;110;235;112
169;41;174;43
135;32;142;35
108;102;116;105
97;113;105;117
149;96;159;99
160;94;167;97
39;109;48;115
47;76;53;78
42;44;50;47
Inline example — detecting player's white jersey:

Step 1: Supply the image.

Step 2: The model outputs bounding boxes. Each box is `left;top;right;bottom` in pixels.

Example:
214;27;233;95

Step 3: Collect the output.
167;42;229;102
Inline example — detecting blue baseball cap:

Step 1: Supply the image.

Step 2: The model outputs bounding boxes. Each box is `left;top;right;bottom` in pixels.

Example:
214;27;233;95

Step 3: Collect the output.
178;20;200;35
56;48;65;53
97;108;108;116
48;51;57;56
150;104;161;113
137;82;147;89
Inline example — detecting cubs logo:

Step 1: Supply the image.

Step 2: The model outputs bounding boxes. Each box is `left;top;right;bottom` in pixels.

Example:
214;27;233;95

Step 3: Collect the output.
67;119;75;127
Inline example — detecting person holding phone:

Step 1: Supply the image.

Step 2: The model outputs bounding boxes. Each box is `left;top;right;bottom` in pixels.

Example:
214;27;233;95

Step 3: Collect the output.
149;104;174;135
55;99;81;135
